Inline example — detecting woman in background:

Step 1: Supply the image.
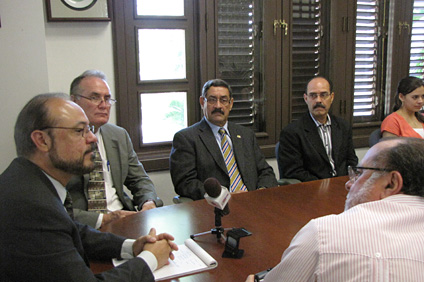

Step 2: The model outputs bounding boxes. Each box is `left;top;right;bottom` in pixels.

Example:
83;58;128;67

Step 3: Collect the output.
381;76;424;138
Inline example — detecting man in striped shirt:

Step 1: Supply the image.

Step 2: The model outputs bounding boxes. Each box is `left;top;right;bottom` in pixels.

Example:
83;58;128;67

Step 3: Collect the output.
248;137;424;281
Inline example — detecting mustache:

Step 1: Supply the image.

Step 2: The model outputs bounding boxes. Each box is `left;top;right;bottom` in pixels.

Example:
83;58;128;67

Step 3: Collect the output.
313;103;326;109
212;108;225;114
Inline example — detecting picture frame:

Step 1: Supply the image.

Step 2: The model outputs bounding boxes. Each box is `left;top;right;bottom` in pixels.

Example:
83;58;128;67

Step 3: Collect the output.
46;0;111;22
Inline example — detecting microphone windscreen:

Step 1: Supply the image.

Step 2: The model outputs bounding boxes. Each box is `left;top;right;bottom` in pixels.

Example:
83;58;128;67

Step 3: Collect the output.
204;177;222;198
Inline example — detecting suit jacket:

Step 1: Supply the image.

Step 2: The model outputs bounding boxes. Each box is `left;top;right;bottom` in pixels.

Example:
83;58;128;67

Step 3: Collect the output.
170;118;278;200
278;112;358;182
0;157;154;282
67;123;157;228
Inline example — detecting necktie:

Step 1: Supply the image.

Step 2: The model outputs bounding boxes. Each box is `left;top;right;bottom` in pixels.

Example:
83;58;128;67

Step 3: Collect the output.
64;192;74;219
87;147;107;213
219;128;247;192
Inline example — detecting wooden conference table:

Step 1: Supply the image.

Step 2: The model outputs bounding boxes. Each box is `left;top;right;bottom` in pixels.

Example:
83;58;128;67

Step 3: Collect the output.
91;176;349;281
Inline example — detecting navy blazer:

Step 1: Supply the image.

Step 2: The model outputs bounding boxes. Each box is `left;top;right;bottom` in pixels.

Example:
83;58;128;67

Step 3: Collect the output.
0;158;154;282
278;112;358;182
170;118;278;200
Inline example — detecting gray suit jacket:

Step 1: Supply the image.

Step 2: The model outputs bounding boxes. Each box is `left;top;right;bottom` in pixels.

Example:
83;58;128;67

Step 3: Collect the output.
278;112;358;182
170;118;278;200
68;123;157;227
0;158;154;282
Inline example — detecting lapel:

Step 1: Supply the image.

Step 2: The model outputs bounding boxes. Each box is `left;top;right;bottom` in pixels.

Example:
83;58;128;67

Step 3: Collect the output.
99;125;122;190
198;118;228;173
329;115;342;164
302;113;329;162
18;158;89;265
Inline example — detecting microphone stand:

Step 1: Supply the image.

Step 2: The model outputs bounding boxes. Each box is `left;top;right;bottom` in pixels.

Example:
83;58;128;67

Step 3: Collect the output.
190;208;232;243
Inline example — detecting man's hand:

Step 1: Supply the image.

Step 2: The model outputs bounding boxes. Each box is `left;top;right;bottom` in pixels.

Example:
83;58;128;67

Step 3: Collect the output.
140;200;156;212
102;210;136;226
133;228;178;268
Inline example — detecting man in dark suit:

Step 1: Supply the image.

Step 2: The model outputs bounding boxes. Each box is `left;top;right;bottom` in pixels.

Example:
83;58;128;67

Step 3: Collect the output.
278;76;358;182
170;79;278;200
0;93;177;281
67;70;159;229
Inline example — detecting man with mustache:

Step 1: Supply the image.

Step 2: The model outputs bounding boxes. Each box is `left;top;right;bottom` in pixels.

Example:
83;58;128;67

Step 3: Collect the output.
278;76;357;182
170;79;278;200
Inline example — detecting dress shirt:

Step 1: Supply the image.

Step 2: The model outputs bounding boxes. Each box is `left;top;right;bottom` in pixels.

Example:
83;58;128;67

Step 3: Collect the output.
264;194;424;281
204;118;233;156
94;131;125;228
310;113;336;176
44;173;157;273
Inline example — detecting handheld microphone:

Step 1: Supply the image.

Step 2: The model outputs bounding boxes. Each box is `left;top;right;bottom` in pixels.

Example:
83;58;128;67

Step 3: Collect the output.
204;177;230;216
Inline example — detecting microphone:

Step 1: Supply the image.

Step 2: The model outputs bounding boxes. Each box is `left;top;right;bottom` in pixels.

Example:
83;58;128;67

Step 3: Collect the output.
204;177;230;218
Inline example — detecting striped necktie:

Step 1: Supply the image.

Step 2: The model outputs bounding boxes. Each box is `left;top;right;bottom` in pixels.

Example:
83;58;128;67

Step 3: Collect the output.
87;147;107;213
218;128;247;192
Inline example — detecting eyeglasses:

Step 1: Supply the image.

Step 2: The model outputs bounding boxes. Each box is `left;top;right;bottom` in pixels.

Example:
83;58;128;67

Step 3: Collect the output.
73;94;117;106
348;165;391;183
40;125;95;138
307;92;331;100
204;96;231;106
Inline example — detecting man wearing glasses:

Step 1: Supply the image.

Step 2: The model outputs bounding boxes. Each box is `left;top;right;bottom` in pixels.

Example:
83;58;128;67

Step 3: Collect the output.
0;93;177;281
278;76;358;182
170;79;278;200
67;70;160;229
247;137;424;281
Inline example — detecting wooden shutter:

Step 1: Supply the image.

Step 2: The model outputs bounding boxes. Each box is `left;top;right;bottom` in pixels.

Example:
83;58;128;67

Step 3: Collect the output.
291;0;323;121
409;0;424;78
353;0;382;121
217;0;262;131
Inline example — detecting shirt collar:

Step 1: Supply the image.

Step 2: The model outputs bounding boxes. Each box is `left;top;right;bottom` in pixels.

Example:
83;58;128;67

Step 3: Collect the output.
204;117;230;136
42;172;67;204
309;112;331;127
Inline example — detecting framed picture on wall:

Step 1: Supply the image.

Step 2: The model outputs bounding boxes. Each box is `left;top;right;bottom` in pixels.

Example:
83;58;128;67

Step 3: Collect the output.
46;0;111;22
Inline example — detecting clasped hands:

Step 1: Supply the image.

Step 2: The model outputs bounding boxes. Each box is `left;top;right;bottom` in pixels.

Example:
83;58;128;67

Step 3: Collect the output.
133;228;179;269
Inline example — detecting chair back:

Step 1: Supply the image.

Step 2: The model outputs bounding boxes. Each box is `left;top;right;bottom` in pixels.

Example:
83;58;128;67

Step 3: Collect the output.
275;141;283;179
369;129;381;147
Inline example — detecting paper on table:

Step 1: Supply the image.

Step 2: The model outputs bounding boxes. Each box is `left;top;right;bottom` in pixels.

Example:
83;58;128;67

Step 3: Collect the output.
113;238;218;281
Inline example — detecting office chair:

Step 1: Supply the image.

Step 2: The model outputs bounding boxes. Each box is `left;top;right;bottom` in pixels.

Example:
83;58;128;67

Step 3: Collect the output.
369;129;381;147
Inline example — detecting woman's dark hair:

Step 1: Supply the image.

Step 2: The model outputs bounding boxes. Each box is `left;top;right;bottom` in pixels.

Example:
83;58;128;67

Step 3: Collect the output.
393;76;424;123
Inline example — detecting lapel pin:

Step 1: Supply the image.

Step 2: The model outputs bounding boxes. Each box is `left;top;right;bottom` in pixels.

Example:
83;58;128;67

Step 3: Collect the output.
237;135;241;138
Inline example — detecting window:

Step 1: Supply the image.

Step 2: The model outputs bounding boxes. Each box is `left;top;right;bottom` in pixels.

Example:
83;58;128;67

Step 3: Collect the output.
113;0;197;170
409;0;424;78
353;0;387;122
112;0;421;170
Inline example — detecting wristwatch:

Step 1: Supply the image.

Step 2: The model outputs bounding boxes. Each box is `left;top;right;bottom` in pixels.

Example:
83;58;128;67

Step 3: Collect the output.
61;0;97;11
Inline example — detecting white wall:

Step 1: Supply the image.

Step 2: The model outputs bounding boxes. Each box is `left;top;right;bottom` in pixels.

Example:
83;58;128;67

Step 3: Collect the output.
0;1;49;172
0;1;369;206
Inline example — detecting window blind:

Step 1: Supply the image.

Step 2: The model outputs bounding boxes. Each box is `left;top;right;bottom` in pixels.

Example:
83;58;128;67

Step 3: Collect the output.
353;0;379;118
217;0;262;130
291;0;322;121
409;0;424;78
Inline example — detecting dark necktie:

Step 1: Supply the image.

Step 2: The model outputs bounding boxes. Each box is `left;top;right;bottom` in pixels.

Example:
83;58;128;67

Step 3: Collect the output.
64;192;74;219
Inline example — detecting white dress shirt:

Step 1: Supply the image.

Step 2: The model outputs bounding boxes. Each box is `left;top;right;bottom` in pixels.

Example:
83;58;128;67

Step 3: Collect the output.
265;194;424;281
